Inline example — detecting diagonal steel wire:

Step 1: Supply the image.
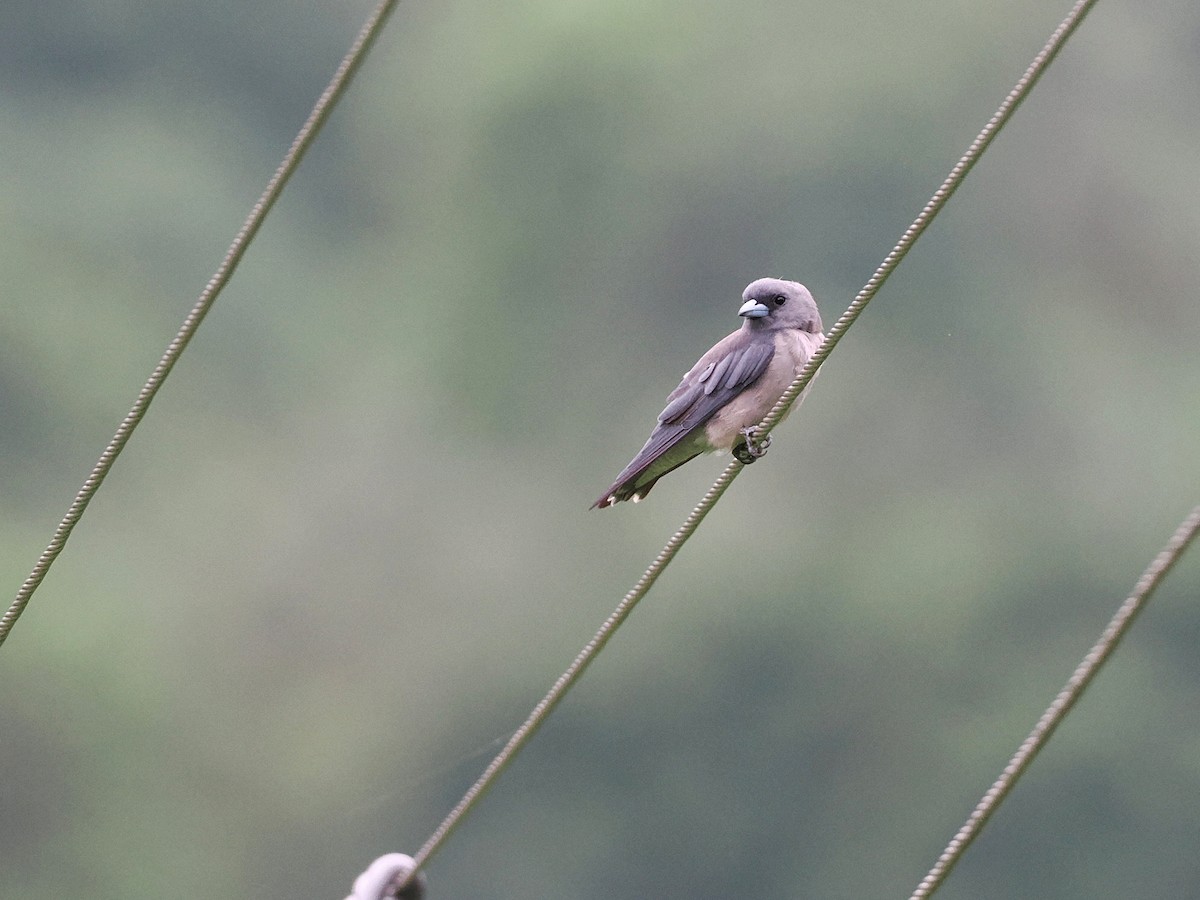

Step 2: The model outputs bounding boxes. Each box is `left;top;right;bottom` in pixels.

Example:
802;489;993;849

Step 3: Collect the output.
395;0;1100;889
402;467;744;882
753;0;1101;443
0;0;400;650
909;503;1200;900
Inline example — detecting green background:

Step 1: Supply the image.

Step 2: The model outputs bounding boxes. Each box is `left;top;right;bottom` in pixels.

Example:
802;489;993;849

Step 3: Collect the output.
3;1;1198;897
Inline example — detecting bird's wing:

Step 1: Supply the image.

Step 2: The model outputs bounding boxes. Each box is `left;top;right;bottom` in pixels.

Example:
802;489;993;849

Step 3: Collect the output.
656;336;776;431
593;335;775;506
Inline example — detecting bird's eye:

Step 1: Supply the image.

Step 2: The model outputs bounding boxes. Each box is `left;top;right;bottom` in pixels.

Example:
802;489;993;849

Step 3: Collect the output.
773;294;787;306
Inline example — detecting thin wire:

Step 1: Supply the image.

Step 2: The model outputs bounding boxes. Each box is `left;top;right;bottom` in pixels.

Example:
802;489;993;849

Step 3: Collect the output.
0;0;401;650
404;465;744;878
909;503;1200;900
752;0;1101;443
397;0;1100;888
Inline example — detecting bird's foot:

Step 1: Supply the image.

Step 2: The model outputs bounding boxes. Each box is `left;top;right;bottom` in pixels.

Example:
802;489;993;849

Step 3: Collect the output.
734;426;771;464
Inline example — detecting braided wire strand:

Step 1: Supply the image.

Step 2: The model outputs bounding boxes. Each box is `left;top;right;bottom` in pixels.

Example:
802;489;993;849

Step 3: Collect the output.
752;0;1101;444
404;465;744;878
396;0;1101;889
0;0;401;649
909;504;1200;899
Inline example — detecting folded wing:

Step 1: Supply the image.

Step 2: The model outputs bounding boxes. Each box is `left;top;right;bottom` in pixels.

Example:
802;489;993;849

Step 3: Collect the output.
593;337;775;507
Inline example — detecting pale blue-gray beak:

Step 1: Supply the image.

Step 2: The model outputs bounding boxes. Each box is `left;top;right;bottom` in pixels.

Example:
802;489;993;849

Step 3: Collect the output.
738;299;769;318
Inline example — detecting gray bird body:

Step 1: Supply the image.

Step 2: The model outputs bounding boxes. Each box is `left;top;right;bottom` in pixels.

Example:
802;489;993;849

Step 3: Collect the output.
593;278;823;508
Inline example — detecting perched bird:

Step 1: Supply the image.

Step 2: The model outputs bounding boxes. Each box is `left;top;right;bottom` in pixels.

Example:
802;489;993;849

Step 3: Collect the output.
593;278;823;509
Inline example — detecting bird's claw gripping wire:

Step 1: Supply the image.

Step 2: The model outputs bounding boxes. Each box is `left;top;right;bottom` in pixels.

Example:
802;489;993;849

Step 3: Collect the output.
734;426;771;464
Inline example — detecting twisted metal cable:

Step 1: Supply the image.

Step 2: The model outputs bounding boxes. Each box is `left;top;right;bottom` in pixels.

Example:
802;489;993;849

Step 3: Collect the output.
909;503;1200;900
752;0;1101;443
403;466;743;879
0;0;400;649
396;0;1101;889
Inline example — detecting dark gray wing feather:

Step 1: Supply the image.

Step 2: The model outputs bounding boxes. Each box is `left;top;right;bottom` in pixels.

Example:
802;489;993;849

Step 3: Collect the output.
593;337;775;507
663;339;773;427
705;353;735;395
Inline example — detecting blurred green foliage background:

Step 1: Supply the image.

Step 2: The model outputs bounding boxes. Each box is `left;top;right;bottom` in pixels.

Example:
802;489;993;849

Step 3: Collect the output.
3;1;1199;897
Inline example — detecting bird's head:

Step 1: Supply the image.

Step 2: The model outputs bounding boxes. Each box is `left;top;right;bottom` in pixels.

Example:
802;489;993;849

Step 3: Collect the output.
738;278;822;334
